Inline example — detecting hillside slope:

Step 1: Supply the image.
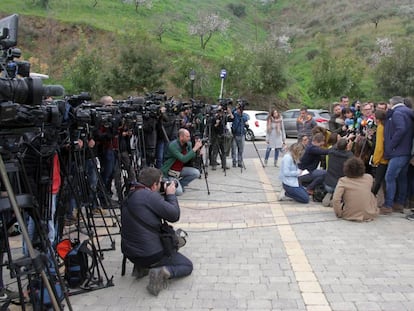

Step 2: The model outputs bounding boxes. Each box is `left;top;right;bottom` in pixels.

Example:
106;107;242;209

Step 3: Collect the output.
1;0;413;107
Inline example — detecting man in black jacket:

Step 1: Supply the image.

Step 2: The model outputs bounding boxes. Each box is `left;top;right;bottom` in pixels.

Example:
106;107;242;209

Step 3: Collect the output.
298;133;330;194
121;167;193;296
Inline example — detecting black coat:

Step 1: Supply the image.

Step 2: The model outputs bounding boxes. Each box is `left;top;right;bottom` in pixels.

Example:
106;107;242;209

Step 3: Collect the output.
324;148;353;188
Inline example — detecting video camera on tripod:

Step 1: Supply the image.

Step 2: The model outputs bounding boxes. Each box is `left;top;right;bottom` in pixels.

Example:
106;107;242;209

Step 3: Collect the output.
0;14;65;128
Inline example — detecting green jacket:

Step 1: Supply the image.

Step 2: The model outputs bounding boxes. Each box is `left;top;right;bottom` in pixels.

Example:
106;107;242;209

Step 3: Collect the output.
161;139;196;176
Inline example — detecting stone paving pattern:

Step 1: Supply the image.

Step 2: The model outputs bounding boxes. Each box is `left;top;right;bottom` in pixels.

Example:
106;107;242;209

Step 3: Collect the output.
6;158;414;310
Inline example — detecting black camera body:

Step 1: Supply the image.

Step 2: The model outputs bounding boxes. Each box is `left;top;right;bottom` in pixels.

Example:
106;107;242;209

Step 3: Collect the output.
160;179;179;193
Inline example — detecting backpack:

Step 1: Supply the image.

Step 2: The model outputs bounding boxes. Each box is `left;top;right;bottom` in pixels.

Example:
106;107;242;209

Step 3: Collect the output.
57;239;91;288
312;183;327;203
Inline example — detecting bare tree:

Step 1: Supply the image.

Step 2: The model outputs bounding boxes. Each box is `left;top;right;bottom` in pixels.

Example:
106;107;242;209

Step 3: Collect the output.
121;0;153;12
189;12;229;50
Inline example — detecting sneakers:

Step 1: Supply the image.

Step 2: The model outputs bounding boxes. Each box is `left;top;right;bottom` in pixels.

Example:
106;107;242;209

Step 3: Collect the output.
264;159;268;166
379;206;392;215
322;192;332;207
211;166;217;171
274;160;278;167
407;213;414;221
278;190;293;201
0;288;19;302
146;266;171;296
232;163;237;168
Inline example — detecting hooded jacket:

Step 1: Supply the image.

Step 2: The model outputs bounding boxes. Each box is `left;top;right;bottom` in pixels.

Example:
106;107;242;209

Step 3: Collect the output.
384;103;414;159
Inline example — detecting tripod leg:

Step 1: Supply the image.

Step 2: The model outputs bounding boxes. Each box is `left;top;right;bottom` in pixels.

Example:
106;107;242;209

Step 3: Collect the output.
251;140;265;168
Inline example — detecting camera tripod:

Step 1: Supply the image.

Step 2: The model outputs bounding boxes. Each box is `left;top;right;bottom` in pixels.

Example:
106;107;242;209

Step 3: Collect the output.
0;150;72;311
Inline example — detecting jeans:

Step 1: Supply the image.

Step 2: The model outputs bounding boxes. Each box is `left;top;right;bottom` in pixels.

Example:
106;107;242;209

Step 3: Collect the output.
265;147;281;161
232;135;245;165
173;167;200;196
298;169;327;191
153;251;193;278
283;183;309;203
324;183;335;194
384;155;411;207
101;149;116;193
156;140;166;169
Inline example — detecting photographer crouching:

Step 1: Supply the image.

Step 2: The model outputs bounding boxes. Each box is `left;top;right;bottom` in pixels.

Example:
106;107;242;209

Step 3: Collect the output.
161;128;203;195
121;167;193;296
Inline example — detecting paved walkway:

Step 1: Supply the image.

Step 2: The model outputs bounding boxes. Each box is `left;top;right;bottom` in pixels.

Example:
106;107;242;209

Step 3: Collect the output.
7;159;414;310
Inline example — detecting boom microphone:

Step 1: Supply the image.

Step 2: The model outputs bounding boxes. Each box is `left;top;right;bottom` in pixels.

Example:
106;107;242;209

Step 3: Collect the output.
43;85;65;97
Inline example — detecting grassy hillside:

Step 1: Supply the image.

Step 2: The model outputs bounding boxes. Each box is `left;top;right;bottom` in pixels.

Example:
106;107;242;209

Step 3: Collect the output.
1;0;414;108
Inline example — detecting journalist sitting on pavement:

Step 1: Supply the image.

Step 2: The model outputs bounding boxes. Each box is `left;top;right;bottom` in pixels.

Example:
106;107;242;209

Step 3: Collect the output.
332;157;379;222
298;132;330;195
161;128;203;195
279;142;309;203
121;167;193;296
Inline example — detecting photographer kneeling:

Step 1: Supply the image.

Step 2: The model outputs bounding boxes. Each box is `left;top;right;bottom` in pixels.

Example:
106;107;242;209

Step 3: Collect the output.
161;128;203;195
121;167;193;296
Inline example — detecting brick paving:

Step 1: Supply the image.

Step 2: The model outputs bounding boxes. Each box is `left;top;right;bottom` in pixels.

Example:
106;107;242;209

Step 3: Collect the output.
5;158;414;310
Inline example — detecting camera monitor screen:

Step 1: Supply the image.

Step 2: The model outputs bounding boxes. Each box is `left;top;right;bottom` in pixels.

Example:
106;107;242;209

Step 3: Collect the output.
0;14;19;49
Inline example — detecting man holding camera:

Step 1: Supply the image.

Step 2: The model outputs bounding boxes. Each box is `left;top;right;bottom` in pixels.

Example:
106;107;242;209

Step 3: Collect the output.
161;128;203;195
229;102;249;168
210;105;231;170
121;167;193;296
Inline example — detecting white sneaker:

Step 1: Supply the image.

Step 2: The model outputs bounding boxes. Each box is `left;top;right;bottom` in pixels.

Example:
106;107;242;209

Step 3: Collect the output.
278;190;293;201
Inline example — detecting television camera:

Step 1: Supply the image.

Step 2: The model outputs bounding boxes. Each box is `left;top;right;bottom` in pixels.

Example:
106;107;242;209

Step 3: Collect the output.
0;14;64;127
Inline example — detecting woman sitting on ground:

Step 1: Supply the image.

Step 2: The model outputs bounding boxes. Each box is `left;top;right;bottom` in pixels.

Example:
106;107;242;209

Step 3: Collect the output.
332;157;379;222
279;142;309;203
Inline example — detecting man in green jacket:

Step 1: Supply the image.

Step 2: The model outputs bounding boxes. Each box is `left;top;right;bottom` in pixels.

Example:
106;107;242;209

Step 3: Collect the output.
161;128;203;195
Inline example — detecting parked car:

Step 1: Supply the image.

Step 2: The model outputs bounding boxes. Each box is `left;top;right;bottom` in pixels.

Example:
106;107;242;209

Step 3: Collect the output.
281;109;331;138
242;110;269;141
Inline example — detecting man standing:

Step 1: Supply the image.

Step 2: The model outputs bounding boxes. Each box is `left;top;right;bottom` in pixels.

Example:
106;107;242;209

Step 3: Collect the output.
296;107;316;140
161;128;203;195
229;102;249;168
121;167;193;296
329;103;346;136
380;96;414;215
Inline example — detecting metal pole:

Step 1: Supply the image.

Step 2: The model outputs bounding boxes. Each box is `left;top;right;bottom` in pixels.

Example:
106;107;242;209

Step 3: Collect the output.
219;79;224;99
0;154;63;311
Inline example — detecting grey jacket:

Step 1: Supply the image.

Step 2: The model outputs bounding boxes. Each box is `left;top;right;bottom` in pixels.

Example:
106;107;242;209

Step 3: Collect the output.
121;183;180;261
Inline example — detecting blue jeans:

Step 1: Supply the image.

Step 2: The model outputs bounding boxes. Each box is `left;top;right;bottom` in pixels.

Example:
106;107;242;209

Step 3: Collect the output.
153;251;193;278
101;149;116;192
173;167;200;196
265;147;281;161
299;169;327;191
232;135;245;165
384;155;411;208
283;183;309;203
156;140;166;169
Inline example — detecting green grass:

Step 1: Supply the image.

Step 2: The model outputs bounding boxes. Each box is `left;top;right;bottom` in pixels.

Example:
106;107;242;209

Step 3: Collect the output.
2;0;414;103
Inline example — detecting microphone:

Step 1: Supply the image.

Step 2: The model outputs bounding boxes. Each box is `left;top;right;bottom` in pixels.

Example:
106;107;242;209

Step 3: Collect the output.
43;85;65;97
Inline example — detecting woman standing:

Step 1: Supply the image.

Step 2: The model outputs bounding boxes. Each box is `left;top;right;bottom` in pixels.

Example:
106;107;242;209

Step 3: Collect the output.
279;142;309;203
264;109;286;166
